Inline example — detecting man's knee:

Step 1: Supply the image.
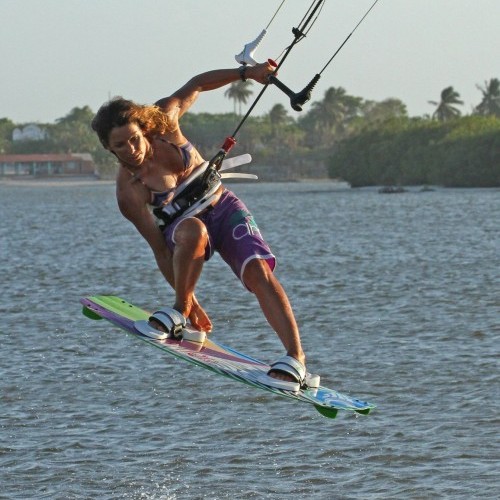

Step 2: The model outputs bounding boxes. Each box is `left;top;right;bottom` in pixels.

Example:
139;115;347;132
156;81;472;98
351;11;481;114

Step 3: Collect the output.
174;218;208;248
243;258;273;293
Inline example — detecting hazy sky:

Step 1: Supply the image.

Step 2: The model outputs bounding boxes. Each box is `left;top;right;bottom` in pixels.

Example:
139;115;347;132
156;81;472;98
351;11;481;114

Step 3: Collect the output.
2;0;499;124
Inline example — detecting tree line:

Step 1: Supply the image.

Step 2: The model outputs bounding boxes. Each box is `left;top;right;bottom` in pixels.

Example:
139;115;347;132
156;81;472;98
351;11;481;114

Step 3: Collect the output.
0;77;498;186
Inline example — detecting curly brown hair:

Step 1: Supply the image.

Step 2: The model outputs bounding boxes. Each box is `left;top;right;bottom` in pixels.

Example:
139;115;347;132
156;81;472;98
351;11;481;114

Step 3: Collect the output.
91;97;172;147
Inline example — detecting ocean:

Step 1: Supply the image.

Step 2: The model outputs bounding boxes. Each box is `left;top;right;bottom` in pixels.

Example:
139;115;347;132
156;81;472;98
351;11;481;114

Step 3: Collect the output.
1;180;498;499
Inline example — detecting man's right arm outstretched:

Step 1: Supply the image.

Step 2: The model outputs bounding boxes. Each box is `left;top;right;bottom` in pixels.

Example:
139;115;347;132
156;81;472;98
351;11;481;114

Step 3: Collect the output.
116;177;212;332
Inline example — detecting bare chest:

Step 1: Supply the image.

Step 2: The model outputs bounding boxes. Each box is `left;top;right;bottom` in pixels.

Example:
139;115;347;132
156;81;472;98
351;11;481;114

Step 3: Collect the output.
137;141;186;192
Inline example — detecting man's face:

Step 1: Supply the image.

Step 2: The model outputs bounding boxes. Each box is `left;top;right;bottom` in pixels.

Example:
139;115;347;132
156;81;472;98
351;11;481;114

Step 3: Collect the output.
108;123;149;167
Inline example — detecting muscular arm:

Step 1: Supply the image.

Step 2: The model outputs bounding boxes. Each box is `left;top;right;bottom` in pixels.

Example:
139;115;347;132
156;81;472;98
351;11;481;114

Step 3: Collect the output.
116;180;175;287
155;62;275;120
116;177;212;331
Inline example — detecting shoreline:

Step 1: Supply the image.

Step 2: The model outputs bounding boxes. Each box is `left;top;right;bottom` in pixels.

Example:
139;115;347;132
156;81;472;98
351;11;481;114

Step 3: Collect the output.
0;177;115;187
0;176;344;188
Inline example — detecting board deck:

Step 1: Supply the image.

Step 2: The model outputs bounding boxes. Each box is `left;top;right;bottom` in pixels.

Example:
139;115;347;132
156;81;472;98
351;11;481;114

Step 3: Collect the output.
80;295;376;419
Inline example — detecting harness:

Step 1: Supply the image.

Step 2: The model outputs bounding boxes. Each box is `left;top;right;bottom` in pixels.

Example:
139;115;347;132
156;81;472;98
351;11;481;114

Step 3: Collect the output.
153;154;256;227
153;162;221;226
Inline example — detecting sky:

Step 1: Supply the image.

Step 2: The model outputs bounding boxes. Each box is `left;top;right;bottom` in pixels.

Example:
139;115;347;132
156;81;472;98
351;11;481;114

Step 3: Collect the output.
1;0;499;124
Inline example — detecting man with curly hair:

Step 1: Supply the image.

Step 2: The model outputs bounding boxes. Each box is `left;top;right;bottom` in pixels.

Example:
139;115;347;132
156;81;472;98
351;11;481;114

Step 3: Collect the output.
91;62;318;391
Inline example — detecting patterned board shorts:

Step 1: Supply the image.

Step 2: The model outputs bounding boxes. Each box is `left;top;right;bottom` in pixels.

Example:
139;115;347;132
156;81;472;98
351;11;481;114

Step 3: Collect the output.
163;189;276;286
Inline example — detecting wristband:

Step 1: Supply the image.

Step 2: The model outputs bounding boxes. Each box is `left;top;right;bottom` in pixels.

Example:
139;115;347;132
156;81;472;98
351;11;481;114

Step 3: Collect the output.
239;65;247;82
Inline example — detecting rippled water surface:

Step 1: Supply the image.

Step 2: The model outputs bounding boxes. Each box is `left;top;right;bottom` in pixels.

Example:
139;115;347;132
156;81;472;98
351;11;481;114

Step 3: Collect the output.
1;181;498;499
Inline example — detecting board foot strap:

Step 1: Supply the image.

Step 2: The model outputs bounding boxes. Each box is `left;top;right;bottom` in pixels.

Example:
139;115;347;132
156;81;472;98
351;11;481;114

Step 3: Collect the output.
134;307;206;343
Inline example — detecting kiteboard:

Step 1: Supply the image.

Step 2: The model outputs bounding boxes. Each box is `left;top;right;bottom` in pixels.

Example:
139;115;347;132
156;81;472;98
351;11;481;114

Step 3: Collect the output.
80;295;375;419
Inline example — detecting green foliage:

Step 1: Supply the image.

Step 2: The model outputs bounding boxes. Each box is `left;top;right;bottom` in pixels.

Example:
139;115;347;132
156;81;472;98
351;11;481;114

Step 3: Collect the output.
474;78;500;117
6;106;98;155
3;79;499;186
182;112;240;154
0;118;15;153
3;106;118;177
223;81;254;115
428;86;463;121
328;115;500;187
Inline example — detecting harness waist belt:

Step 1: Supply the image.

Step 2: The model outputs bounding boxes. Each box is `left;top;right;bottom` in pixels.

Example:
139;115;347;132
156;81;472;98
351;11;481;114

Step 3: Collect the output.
153;161;222;226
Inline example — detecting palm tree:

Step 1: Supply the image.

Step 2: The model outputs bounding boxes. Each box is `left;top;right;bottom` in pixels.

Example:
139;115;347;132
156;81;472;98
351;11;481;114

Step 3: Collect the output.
56;105;94;125
361;98;407;123
269;103;289;126
305;87;362;145
52;106;98;153
428;86;463;121
474;78;500;117
266;103;296;152
0;117;15;153
314;87;347;127
224;81;253;115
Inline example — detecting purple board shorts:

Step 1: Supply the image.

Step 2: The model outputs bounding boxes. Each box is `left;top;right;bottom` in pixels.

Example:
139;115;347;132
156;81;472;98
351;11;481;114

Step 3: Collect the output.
163;189;276;286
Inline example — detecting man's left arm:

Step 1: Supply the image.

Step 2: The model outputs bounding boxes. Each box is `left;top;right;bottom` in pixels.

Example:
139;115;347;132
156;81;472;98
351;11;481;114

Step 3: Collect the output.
155;62;275;118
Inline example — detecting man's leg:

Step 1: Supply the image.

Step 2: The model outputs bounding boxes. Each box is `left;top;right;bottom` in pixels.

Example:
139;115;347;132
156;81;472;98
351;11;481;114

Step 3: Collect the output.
242;259;306;379
171;217;212;332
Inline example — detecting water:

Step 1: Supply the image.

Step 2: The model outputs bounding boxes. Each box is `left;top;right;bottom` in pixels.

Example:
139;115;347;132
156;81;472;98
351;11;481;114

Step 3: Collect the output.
1;181;498;499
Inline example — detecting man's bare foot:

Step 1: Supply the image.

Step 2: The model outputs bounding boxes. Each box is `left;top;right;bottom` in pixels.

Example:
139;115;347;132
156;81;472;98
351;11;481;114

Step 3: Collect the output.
268;355;306;383
189;301;212;333
170;294;212;333
268;370;296;382
148;318;167;332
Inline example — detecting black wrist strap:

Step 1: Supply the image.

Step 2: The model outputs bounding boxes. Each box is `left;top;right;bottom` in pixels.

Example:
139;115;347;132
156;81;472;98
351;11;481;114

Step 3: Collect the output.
239;65;247;82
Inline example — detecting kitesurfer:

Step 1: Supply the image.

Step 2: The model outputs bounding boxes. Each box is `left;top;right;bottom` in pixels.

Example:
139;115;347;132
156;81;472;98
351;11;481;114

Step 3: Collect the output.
91;63;318;390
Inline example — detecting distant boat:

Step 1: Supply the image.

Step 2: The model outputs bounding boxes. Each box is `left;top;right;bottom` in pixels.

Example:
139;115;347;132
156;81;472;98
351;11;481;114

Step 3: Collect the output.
378;186;407;194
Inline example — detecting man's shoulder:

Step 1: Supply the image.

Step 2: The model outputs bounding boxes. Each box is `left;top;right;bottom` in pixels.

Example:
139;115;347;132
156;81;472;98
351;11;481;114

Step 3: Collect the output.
116;172;148;210
115;168;131;193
